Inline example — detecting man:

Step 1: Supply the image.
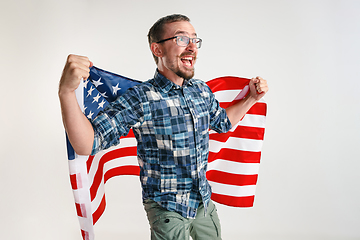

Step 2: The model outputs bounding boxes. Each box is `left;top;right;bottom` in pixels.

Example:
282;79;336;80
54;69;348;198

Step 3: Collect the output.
59;14;268;240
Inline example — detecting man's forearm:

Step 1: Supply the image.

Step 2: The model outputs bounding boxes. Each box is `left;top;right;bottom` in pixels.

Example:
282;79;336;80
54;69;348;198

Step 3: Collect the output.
59;90;94;155
225;95;257;126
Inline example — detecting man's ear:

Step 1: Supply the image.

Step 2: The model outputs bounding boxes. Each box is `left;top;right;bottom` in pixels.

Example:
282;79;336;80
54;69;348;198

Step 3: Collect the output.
151;42;163;58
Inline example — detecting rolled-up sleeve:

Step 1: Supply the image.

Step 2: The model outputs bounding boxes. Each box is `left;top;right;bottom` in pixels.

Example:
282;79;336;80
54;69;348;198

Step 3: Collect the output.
91;88;143;155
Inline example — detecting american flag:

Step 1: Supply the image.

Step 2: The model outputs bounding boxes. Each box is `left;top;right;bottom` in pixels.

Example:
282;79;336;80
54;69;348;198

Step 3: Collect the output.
67;67;266;240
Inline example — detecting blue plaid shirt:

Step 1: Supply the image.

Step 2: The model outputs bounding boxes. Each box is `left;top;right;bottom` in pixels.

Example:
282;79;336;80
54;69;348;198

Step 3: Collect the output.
91;71;231;218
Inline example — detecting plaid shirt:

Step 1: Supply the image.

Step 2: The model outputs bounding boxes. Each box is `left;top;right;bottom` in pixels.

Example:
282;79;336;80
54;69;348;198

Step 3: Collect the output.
91;71;231;218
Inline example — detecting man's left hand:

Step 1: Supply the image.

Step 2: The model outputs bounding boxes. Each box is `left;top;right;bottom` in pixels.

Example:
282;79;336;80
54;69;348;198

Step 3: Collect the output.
249;76;268;101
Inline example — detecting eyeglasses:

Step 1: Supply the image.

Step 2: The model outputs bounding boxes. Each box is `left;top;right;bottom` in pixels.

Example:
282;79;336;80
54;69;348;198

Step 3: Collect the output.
156;36;202;48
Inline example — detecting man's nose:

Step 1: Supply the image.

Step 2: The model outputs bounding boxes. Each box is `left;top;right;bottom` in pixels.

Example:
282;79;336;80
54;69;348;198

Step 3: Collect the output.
186;41;197;52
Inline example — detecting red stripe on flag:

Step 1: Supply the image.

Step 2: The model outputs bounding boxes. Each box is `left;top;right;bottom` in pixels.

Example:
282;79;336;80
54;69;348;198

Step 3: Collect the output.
206;170;258;186
210;126;265;141
208;148;261;163
90;146;137;201
219;102;267;115
122;129;135;139
207;76;250;91
70;174;78;189
211;193;255;208
75;203;83;217
104;166;140;183
248;102;267;115
93;194;106;225
75;202;87;218
87;155;94;173
81;230;89;240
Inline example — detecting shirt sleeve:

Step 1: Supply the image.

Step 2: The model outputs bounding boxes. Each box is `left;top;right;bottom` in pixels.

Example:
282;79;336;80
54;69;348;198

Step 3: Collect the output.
205;83;232;133
90;87;144;155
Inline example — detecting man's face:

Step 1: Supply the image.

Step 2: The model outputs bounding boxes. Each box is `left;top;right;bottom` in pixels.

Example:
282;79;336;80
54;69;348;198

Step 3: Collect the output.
159;21;199;80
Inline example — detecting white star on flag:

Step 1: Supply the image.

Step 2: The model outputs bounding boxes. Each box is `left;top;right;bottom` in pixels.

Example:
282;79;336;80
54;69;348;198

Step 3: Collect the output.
92;77;103;88
92;93;101;103
98;99;106;109
87;86;95;97
87;110;94;119
112;83;121;95
99;91;108;98
84;79;89;89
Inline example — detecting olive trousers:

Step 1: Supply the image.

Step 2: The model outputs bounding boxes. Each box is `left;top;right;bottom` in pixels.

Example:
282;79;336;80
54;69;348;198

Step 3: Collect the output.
143;199;222;240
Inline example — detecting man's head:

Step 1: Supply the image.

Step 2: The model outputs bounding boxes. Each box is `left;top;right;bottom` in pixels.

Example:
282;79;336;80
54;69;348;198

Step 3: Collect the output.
148;14;201;82
148;14;190;64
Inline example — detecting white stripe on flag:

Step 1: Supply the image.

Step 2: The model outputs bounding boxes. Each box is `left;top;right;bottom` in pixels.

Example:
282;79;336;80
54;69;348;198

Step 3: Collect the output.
103;156;138;171
209;137;263;153
209;114;266;135
214;90;266;103
76;79;84;112
87;138;137;183
208;181;257;197
214;90;247;102
207;160;260;175
237;114;266;128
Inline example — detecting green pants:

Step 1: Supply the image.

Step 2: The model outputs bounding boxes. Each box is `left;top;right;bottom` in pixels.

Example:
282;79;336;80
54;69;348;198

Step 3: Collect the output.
143;199;222;240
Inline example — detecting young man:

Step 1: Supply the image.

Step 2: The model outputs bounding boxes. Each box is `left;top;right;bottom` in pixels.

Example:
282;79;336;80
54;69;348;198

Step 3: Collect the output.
59;14;268;240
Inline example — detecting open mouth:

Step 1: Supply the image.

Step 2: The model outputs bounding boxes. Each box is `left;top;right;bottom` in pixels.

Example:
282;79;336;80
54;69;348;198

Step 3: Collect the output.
180;56;195;68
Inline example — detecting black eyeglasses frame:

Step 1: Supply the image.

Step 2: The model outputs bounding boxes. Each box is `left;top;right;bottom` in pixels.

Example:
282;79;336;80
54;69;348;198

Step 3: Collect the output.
156;36;202;48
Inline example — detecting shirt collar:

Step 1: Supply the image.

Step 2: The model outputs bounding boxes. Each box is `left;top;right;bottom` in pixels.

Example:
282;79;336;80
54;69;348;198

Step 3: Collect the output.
154;70;193;93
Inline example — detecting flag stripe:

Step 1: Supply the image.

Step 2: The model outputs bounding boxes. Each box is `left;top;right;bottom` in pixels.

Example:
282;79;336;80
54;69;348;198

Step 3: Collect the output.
206;76;250;91
92;195;106;224
206;170;258;186
104;166;140;182
76;203;84;217
70;174;79;190
208;180;257;197
213;89;249;102
81;230;90;240
209;125;265;141
207;159;260;175
208;114;266;133
121;129;135;138
235;113;266;128
219;101;267;115
210;193;255;207
208;148;261;163
209;137;263;153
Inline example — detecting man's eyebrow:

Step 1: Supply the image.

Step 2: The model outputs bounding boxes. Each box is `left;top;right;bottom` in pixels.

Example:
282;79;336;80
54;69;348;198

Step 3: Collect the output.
174;30;197;37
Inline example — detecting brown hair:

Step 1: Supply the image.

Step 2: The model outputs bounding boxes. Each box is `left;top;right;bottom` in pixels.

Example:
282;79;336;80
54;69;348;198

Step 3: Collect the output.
148;14;190;64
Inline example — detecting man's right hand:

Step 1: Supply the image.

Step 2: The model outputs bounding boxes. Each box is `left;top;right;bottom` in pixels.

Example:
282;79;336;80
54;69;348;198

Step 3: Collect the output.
59;54;93;95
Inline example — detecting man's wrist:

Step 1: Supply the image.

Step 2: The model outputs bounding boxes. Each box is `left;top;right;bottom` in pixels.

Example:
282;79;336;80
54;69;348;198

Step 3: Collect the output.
244;93;258;106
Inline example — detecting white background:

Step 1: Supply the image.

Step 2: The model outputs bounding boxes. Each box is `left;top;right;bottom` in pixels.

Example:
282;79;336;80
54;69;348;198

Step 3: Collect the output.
1;0;359;239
